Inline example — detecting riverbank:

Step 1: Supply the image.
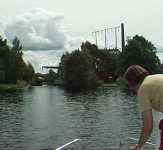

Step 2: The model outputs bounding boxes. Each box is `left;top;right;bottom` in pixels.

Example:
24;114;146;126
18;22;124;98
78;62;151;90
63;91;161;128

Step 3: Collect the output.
0;82;31;92
103;83;119;87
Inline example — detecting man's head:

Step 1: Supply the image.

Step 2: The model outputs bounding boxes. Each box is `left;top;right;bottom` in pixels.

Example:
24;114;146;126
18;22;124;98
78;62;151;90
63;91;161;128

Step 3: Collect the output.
123;65;149;92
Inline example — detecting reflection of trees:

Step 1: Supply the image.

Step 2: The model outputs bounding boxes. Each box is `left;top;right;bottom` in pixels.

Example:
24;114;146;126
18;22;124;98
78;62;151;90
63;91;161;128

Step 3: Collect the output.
0;92;24;149
63;87;141;149
64;90;101;143
0;92;24;104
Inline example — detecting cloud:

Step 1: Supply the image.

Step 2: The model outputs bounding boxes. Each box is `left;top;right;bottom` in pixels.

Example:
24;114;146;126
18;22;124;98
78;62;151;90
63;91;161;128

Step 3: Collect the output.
0;8;85;72
0;16;8;38
1;8;82;50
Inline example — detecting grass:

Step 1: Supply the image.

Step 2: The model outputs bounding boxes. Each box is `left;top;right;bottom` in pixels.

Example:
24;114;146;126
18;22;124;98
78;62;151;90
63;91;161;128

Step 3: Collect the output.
0;80;30;92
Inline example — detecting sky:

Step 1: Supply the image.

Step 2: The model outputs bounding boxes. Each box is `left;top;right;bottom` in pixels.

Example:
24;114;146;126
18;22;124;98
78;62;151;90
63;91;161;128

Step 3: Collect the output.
0;0;162;72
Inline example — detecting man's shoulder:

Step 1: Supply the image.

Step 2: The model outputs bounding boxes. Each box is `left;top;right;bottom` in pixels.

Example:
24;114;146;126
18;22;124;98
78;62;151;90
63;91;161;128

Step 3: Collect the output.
143;74;163;84
139;74;163;94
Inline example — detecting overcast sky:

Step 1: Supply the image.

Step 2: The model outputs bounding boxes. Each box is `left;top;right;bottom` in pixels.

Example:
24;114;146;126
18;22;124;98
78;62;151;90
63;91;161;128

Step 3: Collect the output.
0;0;162;47
0;0;162;72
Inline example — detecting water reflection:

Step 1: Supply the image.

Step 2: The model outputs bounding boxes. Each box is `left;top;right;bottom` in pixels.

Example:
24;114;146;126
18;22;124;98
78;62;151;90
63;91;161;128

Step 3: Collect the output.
0;86;158;150
63;86;141;149
0;92;25;149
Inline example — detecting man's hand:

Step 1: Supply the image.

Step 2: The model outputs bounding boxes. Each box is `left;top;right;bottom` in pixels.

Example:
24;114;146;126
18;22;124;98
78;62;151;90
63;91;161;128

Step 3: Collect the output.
129;110;153;150
137;110;153;147
128;144;140;150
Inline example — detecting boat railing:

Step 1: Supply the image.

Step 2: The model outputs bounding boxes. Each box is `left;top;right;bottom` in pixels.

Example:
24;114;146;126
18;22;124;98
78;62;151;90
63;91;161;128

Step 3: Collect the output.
55;139;124;150
55;139;81;150
55;137;156;150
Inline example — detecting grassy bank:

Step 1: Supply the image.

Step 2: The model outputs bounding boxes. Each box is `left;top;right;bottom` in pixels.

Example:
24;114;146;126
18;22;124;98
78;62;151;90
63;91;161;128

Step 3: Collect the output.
0;81;31;92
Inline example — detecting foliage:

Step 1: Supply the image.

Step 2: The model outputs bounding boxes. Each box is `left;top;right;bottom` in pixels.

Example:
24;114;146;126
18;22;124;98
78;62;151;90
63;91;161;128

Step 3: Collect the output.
81;41;120;82
0;36;7;47
0;35;35;84
119;35;160;74
12;37;23;52
62;49;98;90
45;69;58;83
60;41;120;90
21;62;35;83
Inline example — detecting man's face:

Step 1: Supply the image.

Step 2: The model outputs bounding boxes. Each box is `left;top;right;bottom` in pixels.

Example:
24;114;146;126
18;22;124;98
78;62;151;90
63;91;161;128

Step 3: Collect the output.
128;82;137;94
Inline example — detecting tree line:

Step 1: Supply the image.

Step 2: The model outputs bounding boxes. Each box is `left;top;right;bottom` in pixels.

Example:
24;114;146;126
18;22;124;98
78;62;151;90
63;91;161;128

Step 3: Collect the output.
60;35;161;91
0;36;35;84
0;34;161;90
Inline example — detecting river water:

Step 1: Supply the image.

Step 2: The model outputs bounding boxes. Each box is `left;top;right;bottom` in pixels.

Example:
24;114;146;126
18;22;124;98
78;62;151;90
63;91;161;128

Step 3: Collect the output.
0;85;160;150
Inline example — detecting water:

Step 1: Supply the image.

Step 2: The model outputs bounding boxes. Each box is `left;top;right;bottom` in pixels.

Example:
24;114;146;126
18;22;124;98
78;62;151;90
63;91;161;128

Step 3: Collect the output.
0;86;159;150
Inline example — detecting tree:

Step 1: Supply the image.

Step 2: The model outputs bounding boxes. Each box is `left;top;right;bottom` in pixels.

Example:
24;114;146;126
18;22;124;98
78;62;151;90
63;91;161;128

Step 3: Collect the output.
81;41;120;82
119;35;160;74
62;49;98;90
0;35;35;84
5;37;24;83
45;69;57;84
0;36;7;47
22;62;35;83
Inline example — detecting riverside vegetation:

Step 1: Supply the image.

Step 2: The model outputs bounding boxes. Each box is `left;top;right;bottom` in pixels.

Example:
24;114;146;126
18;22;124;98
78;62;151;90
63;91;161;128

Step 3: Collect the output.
60;35;162;91
0;36;35;91
0;34;162;92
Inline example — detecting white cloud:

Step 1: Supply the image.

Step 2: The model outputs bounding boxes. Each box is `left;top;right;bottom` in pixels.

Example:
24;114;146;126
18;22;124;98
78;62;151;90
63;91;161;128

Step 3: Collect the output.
0;8;89;72
0;8;85;72
1;8;82;51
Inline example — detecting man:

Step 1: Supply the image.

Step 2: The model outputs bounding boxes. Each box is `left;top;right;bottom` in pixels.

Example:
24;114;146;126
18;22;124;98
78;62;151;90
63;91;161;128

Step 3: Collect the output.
123;65;163;150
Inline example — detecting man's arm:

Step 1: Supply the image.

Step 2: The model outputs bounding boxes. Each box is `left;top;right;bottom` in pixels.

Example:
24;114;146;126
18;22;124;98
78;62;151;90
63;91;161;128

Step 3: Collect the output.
129;109;153;150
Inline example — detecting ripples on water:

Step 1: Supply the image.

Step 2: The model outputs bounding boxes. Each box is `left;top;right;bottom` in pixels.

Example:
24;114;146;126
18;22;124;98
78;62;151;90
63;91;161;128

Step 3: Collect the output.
0;86;159;150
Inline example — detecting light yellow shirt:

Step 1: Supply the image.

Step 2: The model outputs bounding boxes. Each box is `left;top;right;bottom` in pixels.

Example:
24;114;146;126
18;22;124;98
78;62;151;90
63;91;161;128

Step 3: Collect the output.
138;74;163;113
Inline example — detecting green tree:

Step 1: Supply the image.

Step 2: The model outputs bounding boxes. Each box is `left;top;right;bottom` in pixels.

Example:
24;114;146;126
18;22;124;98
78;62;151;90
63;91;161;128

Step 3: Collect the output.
0;36;7;47
0;35;35;84
45;69;57;84
62;49;98;90
22;62;35;83
11;37;34;83
6;37;24;83
81;41;120;82
119;35;160;74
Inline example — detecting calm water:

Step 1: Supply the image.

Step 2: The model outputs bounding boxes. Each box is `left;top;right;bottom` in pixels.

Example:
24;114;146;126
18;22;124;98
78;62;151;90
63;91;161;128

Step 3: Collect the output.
0;86;160;150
